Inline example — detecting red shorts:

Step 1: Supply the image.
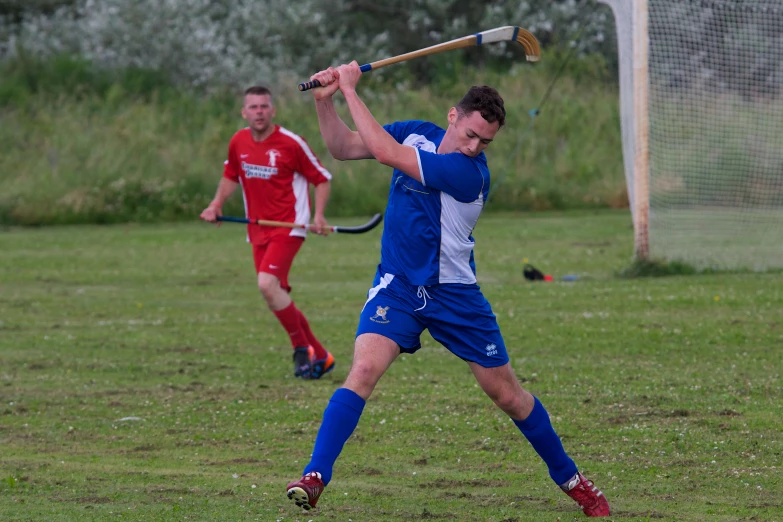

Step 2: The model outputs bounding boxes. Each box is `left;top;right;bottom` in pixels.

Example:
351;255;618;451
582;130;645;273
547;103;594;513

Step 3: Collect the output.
252;236;304;292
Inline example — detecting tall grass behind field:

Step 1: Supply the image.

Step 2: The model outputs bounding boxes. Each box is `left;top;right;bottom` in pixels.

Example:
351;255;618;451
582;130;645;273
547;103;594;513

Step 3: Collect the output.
0;56;626;225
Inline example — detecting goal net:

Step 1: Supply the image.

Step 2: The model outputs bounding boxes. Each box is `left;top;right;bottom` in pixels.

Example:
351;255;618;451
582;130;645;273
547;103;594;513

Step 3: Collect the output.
601;0;783;270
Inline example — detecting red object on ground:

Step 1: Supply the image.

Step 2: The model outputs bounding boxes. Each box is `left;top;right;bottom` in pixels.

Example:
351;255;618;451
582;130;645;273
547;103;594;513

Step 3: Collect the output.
544;275;554;281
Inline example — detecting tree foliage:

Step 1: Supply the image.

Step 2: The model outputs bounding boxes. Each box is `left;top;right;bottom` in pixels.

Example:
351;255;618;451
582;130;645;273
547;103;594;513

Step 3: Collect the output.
0;0;616;90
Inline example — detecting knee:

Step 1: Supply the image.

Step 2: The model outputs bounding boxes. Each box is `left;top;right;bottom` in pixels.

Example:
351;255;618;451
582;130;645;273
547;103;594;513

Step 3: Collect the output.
257;273;280;297
346;359;380;387
488;387;526;417
344;359;385;400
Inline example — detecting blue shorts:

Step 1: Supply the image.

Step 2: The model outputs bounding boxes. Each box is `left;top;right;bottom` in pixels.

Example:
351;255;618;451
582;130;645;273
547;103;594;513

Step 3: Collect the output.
356;271;508;368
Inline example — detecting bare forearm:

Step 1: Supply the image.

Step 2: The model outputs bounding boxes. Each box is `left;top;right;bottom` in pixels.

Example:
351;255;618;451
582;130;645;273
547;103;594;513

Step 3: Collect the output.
313;182;330;218
342;90;398;165
315;98;372;160
210;178;239;208
315;98;351;156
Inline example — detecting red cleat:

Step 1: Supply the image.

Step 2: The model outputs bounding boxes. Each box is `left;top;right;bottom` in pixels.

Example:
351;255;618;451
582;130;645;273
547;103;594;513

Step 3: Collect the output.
561;473;611;517
286;471;325;510
307;351;335;380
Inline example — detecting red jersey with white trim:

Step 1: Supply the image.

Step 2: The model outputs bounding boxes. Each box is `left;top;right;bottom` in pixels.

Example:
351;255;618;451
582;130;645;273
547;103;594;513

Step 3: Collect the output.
223;125;332;245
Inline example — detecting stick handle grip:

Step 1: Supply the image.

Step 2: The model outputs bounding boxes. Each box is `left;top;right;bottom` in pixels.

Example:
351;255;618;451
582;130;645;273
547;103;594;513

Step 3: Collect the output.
216;216;249;224
298;64;373;92
298;79;321;92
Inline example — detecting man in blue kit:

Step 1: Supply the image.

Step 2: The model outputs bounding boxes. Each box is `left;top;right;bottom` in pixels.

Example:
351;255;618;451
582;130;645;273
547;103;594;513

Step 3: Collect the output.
285;61;610;518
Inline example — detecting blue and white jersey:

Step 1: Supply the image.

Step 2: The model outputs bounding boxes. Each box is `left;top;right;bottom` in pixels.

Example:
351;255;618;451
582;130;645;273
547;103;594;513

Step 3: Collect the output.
379;120;490;286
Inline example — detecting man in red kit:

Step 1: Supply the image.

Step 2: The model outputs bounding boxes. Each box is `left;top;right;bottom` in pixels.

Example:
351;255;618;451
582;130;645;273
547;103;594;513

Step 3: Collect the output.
200;85;336;380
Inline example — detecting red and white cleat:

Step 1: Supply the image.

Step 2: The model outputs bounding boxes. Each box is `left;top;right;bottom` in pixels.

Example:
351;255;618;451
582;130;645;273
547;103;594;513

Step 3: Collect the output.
286;471;325;510
561;473;611;517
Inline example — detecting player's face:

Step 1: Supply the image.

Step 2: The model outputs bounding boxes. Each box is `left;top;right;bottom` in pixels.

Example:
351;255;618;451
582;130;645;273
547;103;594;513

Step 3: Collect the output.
242;94;276;135
446;108;500;157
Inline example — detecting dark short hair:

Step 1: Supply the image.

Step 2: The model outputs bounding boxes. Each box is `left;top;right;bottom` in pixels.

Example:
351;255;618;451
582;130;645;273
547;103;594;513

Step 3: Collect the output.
456;86;505;127
243;85;273;103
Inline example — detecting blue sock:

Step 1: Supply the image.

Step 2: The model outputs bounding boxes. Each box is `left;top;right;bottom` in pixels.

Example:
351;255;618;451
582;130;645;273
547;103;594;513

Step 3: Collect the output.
513;397;578;485
303;388;365;485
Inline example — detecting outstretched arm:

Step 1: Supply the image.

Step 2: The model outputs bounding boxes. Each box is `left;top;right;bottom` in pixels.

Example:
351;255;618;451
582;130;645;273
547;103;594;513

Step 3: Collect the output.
310;68;373;161
336;62;422;182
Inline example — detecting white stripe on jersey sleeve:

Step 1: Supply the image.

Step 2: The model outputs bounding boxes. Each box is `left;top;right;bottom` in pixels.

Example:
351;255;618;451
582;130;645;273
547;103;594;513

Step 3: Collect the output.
278;127;333;180
401;133;436;185
414;148;425;186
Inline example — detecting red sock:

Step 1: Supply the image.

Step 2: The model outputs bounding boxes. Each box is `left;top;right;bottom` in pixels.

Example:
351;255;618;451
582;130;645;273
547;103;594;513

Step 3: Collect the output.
273;302;310;349
296;308;328;360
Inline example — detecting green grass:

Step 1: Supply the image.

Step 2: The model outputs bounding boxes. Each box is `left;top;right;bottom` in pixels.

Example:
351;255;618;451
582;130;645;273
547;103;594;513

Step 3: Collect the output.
1;211;782;521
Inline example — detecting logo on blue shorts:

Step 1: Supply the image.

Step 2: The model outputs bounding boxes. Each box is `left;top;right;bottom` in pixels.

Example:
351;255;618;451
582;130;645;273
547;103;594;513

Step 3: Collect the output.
370;305;390;324
485;343;498;356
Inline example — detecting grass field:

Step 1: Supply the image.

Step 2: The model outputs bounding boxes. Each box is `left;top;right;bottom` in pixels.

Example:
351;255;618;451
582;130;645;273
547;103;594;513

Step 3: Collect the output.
1;210;781;522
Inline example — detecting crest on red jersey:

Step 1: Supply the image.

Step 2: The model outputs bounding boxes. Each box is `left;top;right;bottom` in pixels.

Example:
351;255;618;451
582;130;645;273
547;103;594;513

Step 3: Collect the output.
266;149;281;167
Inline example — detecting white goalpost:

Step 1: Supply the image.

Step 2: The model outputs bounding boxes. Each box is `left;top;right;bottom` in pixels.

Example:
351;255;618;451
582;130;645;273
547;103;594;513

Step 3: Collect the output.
600;0;783;270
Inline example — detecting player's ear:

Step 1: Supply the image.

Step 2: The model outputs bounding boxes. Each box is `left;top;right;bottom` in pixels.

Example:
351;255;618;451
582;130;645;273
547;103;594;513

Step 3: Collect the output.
447;107;458;126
